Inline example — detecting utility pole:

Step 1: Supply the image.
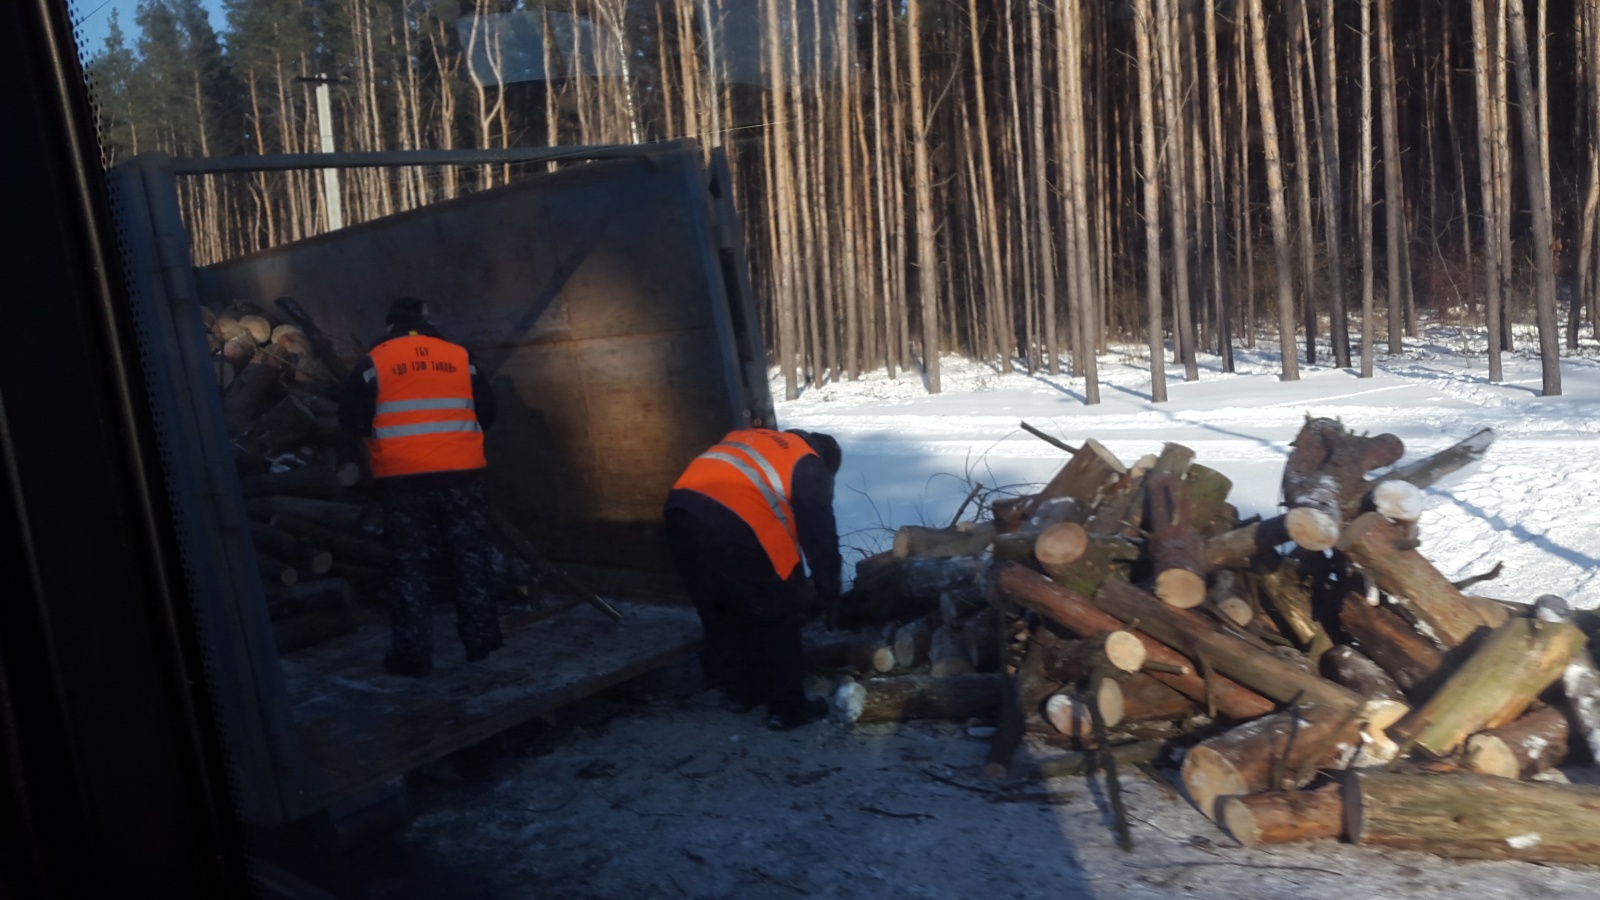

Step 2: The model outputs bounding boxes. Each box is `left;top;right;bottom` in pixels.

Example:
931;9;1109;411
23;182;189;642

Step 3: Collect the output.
297;73;345;231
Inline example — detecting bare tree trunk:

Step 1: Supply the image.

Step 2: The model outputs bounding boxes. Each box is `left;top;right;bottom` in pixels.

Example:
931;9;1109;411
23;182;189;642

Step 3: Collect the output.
1133;0;1168;401
1507;0;1563;396
1377;0;1405;354
1361;0;1377;377
1028;0;1059;376
1156;0;1197;380
1287;5;1318;365
763;0;798;400
969;0;1010;374
1318;0;1351;367
1494;0;1515;356
1204;0;1233;372
1060;0;1100;402
1473;0;1507;381
908;0;941;393
1005;0;1035;374
1246;0;1301;380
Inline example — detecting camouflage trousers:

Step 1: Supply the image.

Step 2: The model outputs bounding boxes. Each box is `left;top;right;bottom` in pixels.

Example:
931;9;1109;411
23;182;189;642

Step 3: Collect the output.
384;478;504;670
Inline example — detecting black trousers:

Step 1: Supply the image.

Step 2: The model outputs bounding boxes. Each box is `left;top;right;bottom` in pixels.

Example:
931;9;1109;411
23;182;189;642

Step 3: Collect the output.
663;507;810;717
383;477;504;666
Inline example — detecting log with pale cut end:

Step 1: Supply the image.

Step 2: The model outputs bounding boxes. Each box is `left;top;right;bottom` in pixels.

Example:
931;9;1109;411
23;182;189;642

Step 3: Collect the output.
1285;506;1341;552
270;322;304;345
992;501;1085;561
1102;630;1147;674
892;522;996;559
833;673;1002;725
1045;686;1125;739
1361;698;1411;737
1370;479;1424;524
1337;512;1498;648
336;462;361;488
1562;655;1600;763
1220;783;1344;848
892;618;934;670
1041;534;1140;597
1390;618;1587;757
806;636;896;675
1035;437;1127;512
1181;705;1364;822
1337;592;1446;694
930;621;975;677
258;557;299;587
1343;769;1600;863
1034;521;1089;570
1203;515;1290;572
221;335;257;373
238;314;274;344
1352;732;1401;768
1093;576;1363;713
998;563;1275;719
1465;706;1570;779
1146;473;1207;609
215;316;250;343
1322;645;1406;705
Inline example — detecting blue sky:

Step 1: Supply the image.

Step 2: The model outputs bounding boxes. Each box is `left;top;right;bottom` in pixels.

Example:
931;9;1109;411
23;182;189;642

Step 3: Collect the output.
68;0;226;60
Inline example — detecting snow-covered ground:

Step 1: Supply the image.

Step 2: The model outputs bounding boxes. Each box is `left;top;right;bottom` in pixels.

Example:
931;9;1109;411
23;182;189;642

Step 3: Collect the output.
781;326;1600;610
339;328;1600;900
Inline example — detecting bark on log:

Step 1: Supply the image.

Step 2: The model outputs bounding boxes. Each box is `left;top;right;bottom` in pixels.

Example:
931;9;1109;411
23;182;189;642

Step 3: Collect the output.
273;606;367;654
221;335;256;373
240;465;348;500
1041;535;1140;597
1337;511;1498;648
275;295;351;382
930;621;976;676
1084;461;1150;538
1337;592;1447;694
271;514;390;567
1464;706;1571;778
1115;671;1198;722
1258;562;1334;667
892;618;934;670
961;608;1002;672
1390;618;1587;756
1186;464;1237;536
1282;419;1404;551
248;521;333;576
1379;427;1495;491
832;673;1002;725
898;556;984;604
1033;437;1126;513
245;496;366;530
1203;516;1289;572
223;351;287;434
892;522;995;559
998;564;1274;718
992;499;1085;560
1182;705;1364;821
264;578;351;622
1220;784;1344;847
1321;645;1406;704
1146;473;1206;609
1343;769;1600;863
1093;576;1363;712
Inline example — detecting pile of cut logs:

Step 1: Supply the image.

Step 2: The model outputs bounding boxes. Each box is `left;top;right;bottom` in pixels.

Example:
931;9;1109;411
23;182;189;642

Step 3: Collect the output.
203;297;534;653
819;418;1600;864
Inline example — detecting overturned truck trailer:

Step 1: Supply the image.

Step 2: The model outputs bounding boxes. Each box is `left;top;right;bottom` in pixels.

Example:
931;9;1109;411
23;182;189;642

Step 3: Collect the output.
109;142;771;829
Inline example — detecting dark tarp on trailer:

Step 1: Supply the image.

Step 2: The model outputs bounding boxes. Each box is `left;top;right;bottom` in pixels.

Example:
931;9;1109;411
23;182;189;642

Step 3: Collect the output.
195;150;771;573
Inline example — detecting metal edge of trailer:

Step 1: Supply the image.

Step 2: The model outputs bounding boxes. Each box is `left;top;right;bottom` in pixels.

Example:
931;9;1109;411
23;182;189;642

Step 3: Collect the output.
108;154;309;826
704;146;776;430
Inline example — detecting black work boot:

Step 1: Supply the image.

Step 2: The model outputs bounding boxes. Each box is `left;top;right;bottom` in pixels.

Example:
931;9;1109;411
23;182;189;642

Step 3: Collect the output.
768;697;829;731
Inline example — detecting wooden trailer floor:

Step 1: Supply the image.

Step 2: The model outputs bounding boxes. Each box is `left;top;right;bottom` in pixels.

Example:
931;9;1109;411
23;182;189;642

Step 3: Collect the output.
276;599;702;814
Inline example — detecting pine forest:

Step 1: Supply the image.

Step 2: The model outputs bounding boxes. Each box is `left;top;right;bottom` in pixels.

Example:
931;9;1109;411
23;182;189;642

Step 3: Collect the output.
81;0;1597;399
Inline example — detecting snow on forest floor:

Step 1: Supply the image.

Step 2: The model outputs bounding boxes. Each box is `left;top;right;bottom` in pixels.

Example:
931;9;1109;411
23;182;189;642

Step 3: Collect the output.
328;327;1600;900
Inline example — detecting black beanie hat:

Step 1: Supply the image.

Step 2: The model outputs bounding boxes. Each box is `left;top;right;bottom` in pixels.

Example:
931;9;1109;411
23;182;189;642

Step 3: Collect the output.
789;430;842;476
386;296;430;327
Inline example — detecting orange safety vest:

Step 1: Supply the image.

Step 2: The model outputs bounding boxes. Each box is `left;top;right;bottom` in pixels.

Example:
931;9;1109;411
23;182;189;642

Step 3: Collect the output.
672;429;818;578
365;334;487;478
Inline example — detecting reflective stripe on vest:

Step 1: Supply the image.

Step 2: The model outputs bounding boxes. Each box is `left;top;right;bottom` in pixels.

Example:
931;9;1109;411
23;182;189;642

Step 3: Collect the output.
671;429;817;578
365;334;487;478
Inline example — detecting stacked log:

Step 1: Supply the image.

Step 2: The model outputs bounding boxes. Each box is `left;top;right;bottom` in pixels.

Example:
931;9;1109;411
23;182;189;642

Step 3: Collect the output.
823;418;1600;864
203;297;533;654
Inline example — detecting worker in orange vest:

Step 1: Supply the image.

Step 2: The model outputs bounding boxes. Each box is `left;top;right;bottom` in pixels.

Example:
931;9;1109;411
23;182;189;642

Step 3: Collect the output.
339;297;503;677
664;428;842;730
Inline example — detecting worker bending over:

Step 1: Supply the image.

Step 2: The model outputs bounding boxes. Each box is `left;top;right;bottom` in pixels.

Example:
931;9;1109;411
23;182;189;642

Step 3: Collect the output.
664;428;842;730
339;297;503;676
